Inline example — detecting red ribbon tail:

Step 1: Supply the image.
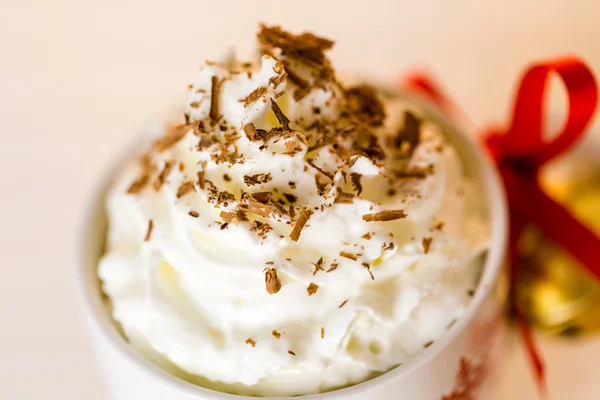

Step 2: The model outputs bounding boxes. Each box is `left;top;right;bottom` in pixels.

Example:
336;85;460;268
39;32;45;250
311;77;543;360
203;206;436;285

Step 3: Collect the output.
506;169;600;280
403;58;600;400
517;314;548;397
509;202;547;396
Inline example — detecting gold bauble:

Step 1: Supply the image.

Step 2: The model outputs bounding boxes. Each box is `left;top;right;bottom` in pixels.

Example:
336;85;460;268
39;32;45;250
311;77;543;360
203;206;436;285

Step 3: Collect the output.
519;154;600;336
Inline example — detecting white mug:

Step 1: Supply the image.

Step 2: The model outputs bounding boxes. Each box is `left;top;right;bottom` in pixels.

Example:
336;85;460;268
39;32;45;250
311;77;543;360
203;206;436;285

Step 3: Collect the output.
76;96;509;400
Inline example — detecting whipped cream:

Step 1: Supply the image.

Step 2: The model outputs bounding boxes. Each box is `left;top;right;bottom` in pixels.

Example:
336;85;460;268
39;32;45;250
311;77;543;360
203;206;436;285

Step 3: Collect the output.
99;26;488;397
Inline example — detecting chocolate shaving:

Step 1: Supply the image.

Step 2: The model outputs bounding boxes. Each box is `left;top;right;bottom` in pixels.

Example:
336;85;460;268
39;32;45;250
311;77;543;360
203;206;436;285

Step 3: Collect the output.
155;124;190;152
424;341;434;348
344;155;359;169
153;161;174;191
339;252;358;261
245;338;256;347
193;121;206;135
270;197;288;215
326;262;338;273
197;134;215;151
250;220;273;239
362;232;372;240
394;111;421;152
334;189;354;204
243;123;258;141
236;210;249;221
256;129;269;140
251;192;272;204
307;282;319;296
268;71;288;87
284;140;302;155
243;86;267;107
144;220;154;242
422;237;433;254
433;222;445;231
127;175;150;194
188;211;199;218
272;330;281;339
321;327;325;338
363;262;374;280
257;25;334;61
311;257;324;275
354;130;386;163
283;193;297;203
288;350;296;356
345;85;386;127
197;171;206;190
270;100;290;130
244;173;272;186
350;172;363;196
314;174;328;194
362;210;407;222
306;159;333;180
257;25;335;89
295;132;308;146
242;199;274;218
210;141;240;165
382;242;394;251
176;181;196;198
220;211;235;223
209;76;221;124
338;300;348;308
265;268;281;294
217;190;235;204
289;210;312;241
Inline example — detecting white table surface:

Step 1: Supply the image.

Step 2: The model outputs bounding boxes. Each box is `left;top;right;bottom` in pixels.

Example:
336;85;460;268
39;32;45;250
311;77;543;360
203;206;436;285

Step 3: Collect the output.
2;1;599;399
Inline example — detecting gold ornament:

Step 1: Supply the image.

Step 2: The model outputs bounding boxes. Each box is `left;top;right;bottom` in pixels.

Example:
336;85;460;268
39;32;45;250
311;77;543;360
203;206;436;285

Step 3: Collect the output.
519;153;600;336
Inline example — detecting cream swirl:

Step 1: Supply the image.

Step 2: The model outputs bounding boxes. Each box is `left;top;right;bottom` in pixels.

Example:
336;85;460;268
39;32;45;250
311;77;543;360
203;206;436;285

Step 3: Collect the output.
99;26;488;397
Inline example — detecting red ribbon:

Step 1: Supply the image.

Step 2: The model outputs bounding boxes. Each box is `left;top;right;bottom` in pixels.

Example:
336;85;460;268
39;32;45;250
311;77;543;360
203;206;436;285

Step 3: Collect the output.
403;58;599;395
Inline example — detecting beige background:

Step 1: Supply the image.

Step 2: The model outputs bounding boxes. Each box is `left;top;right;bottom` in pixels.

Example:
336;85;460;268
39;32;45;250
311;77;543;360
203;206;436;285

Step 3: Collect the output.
2;0;600;399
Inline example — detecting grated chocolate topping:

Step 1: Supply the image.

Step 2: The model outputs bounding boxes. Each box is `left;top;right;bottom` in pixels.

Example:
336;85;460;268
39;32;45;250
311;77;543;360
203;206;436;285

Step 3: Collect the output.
393;111;421;154
177;181;196;198
209;76;222;124
265;268;281;294
307;282;319;296
153;161;174;191
362;210;407;222
270;99;291;130
243;87;267;107
144;220;154;242
422;237;433;254
289;209;312;241
345;85;386;127
350;172;363;196
244;173;272;186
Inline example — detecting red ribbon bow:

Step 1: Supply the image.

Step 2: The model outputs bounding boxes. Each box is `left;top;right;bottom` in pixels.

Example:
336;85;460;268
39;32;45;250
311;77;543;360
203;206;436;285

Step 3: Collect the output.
403;58;599;394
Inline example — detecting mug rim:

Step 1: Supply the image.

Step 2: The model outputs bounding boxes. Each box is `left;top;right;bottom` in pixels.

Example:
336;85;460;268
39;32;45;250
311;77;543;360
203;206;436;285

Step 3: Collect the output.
75;94;508;399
